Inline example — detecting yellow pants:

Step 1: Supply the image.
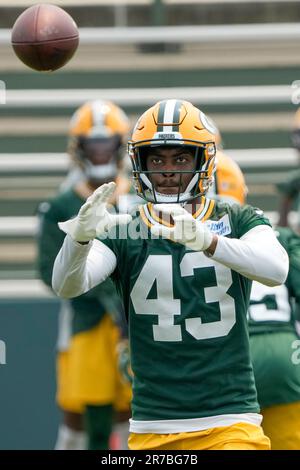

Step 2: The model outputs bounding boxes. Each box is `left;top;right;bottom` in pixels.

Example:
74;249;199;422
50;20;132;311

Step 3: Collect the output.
129;422;270;450
56;313;132;414
261;401;300;450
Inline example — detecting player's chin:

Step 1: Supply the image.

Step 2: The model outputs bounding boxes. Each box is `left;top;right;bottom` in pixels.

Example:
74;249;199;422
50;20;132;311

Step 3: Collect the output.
157;186;180;194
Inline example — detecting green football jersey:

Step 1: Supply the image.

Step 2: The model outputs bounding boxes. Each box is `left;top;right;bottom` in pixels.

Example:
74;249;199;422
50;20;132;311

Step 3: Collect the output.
100;198;271;422
248;227;300;335
37;188;120;335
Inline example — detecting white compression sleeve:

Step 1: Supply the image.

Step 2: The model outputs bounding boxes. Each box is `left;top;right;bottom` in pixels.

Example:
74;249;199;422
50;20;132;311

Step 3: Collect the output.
52;235;117;298
210;225;289;287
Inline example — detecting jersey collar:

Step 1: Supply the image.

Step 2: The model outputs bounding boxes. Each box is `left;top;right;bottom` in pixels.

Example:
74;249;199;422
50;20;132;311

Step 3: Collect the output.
139;197;215;229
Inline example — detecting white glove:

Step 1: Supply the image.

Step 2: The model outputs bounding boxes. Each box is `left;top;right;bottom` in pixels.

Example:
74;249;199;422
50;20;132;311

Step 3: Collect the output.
58;181;132;242
150;204;214;252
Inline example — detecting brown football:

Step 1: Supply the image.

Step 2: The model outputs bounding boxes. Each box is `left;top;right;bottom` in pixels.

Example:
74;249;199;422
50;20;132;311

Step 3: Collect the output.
11;3;79;72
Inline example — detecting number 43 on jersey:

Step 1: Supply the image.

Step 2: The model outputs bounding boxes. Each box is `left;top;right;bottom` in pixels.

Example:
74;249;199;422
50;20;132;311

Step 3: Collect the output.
130;252;236;342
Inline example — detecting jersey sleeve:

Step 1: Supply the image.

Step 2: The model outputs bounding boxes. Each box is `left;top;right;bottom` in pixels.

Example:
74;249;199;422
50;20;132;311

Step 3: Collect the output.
96;225;125;283
232;204;272;239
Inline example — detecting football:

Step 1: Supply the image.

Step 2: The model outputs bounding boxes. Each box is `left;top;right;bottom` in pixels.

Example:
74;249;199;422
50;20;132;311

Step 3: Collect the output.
11;3;79;72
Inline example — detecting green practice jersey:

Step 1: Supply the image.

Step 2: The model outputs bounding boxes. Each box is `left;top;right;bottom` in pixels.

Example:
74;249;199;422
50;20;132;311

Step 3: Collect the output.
248;227;300;335
100;198;271;423
37;188;120;335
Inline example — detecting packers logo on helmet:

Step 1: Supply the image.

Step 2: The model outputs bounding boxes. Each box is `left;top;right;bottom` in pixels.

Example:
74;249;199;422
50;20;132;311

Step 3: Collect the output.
128;99;216;203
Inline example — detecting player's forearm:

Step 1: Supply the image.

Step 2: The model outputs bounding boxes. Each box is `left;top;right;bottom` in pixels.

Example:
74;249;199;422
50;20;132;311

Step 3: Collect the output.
52;235;93;297
210;226;289;286
52;235;116;298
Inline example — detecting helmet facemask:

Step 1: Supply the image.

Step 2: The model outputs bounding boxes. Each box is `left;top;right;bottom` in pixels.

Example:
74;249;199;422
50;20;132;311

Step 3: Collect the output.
129;140;216;204
71;134;123;184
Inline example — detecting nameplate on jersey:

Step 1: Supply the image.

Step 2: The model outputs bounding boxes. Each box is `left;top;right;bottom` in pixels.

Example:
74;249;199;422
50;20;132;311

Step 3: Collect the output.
205;214;231;236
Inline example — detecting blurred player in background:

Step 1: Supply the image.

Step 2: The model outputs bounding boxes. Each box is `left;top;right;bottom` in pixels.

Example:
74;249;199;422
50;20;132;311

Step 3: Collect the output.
277;108;300;231
249;226;300;449
52;100;288;450
37;100;132;450
210;145;300;450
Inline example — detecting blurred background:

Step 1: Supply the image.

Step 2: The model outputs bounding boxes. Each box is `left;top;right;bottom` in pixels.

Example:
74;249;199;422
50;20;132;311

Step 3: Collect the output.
0;0;300;449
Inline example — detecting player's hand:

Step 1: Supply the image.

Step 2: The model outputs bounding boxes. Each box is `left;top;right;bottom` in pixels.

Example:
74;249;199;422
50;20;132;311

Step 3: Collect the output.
150;204;213;252
58;182;132;242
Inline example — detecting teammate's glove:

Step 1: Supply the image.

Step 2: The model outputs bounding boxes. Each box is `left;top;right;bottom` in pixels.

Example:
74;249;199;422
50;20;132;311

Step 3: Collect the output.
58;181;132;242
150;204;213;252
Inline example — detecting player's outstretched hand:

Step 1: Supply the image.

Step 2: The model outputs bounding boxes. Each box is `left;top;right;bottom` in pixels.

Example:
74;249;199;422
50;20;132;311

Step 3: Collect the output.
58;182;132;242
150;204;213;252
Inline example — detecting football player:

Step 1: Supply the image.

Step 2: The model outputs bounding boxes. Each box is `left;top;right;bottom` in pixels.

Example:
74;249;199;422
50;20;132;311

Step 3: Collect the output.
52;100;288;450
37;100;132;450
248;227;300;449
116;149;248;388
